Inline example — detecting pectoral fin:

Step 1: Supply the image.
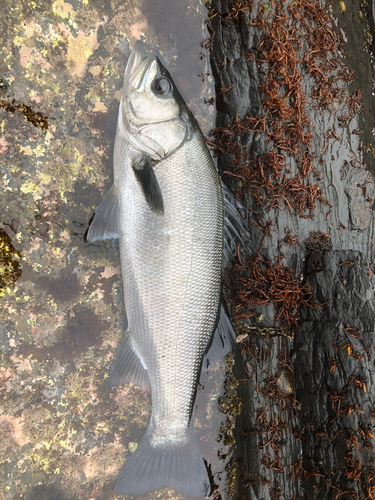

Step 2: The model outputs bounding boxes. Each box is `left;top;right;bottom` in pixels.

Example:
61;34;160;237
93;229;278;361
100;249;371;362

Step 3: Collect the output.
85;184;121;242
133;155;164;214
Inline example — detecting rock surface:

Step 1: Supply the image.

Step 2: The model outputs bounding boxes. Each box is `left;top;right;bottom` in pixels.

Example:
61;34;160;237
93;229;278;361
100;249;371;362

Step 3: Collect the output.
0;1;233;499
208;0;375;497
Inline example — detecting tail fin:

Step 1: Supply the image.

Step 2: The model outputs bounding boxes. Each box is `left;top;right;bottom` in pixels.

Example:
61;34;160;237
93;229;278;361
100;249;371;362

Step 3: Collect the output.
115;426;210;498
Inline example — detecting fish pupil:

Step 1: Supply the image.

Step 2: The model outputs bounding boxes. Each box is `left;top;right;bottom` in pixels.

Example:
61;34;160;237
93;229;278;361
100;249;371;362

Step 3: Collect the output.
153;77;171;95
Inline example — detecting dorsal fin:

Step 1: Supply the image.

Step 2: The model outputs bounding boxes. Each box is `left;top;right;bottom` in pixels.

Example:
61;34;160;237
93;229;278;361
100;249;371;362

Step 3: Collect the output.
221;180;250;267
202;303;236;371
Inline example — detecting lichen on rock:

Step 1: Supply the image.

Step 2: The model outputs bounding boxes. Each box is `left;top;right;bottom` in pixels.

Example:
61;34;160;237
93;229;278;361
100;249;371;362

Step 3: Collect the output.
0;228;22;298
0;0;223;499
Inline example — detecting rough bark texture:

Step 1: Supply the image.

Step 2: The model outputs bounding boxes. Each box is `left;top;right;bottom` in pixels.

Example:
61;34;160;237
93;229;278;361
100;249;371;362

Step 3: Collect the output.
209;0;375;498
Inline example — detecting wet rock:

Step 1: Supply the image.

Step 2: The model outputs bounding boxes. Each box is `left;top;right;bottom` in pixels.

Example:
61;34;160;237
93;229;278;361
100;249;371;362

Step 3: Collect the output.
0;1;234;498
209;0;375;498
128;441;138;453
304;233;333;275
295;250;375;499
253;312;265;325
0;99;49;130
234;333;301;500
276;369;294;396
345;169;375;231
0;228;22;297
305;231;333;254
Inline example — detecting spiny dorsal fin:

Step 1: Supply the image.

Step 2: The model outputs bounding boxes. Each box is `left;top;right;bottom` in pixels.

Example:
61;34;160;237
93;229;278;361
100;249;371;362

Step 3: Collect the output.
221;180;250;268
133;155;164;214
85;184;121;242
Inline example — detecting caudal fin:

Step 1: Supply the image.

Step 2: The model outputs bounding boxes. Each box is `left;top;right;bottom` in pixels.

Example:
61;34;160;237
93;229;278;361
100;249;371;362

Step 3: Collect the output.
115;426;210;498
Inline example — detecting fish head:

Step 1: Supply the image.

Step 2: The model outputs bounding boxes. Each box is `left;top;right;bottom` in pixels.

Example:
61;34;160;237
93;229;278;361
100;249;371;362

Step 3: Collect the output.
118;41;194;159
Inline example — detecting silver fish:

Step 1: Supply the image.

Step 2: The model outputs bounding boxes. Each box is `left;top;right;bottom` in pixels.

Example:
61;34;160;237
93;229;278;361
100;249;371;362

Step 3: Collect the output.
87;41;247;498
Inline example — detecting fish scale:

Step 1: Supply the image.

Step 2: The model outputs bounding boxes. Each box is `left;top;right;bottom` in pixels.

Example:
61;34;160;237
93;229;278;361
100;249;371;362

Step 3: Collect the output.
86;40;248;498
117;129;223;441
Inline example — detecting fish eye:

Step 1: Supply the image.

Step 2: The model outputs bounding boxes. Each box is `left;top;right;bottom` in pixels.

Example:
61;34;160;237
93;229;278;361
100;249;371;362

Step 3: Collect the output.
152;77;172;96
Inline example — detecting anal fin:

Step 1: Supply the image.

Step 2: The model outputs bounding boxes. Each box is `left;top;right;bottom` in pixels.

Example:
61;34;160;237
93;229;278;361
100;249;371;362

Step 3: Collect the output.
108;330;150;391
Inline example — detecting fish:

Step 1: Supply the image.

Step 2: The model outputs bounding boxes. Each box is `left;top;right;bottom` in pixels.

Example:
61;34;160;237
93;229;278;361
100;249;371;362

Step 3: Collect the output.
86;40;248;499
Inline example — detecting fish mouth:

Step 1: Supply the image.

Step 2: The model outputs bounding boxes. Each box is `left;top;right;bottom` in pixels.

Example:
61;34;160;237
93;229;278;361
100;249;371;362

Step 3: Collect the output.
119;41;164;157
124;40;156;92
119;41;185;159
